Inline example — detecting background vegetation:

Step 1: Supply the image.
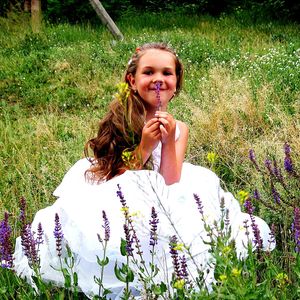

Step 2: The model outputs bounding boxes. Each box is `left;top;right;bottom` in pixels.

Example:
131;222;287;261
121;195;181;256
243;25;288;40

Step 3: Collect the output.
0;3;300;299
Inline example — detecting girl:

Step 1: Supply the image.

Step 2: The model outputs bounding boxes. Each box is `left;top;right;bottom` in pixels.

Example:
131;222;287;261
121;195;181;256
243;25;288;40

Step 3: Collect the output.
13;43;274;299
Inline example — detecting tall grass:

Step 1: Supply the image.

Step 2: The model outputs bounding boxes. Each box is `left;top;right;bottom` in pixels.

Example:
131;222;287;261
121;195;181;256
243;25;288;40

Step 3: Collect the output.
0;10;300;298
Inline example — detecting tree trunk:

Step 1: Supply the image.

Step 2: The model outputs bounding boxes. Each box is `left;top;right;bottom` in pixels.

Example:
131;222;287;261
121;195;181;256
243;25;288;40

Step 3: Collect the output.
31;0;42;33
89;0;124;40
24;0;31;12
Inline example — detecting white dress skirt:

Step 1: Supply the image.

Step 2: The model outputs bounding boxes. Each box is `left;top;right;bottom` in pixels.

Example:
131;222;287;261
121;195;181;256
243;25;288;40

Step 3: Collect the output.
13;129;274;299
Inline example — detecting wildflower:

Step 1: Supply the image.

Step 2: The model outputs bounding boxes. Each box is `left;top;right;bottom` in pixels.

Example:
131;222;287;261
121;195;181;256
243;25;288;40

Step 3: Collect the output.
102;210;110;242
19;196;27;226
219;274;227;282
264;159;273;175
21;224;40;268
54;213;64;257
194;193;204;215
271;183;281;204
222;246;231;255
169;235;182;279
155;81;162;111
173;279;185;290
173;243;185;251
275;273;289;288
244;200;263;250
116;184;126;207
180;255;189;282
207;152;218;164
0;212;14;268
115;82;130;106
149;207;159;247
123;224;134;256
237;190;249;205
231;268;241;277
248;149;260;171
253;189;260;200
284;143;293;174
268;223;276;248
292;207;300;252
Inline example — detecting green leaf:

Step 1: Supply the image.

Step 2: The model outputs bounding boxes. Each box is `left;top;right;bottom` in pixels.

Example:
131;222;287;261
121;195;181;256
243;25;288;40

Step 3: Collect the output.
114;262;127;283
97;255;109;266
120;238;127;256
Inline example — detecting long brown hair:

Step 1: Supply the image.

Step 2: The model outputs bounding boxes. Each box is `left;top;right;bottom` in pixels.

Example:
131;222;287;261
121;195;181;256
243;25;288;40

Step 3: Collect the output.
85;42;184;182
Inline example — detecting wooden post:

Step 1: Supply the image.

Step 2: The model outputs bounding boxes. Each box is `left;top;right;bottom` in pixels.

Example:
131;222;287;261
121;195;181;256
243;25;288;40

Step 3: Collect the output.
31;0;42;33
89;0;124;40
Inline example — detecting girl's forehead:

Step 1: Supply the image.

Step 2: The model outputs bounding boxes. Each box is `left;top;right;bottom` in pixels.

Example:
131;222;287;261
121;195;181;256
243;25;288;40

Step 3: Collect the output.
138;49;176;67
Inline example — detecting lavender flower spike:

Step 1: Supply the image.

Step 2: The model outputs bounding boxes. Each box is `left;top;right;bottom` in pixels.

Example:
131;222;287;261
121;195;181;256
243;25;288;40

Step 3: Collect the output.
54;213;64;257
155;81;162;111
149;207;159;247
102;210;110;242
169;235;182;280
0;212;14;268
284;143;293;174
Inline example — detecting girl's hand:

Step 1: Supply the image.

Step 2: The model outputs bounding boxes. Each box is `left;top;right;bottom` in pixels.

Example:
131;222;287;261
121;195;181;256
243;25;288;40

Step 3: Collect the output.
139;118;161;163
155;111;176;144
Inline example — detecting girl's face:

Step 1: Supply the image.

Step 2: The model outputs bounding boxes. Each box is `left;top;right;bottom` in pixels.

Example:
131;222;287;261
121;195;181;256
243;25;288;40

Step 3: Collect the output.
128;49;177;112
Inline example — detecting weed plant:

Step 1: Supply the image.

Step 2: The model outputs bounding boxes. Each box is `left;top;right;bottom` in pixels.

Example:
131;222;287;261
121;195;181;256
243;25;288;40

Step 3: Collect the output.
0;9;300;299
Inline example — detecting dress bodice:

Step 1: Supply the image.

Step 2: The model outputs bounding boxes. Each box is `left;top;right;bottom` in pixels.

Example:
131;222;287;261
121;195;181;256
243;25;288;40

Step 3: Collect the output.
152;122;180;171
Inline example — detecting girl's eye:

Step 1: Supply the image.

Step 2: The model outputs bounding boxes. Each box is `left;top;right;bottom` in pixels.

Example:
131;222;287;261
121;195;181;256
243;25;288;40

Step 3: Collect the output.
164;71;173;76
143;70;153;75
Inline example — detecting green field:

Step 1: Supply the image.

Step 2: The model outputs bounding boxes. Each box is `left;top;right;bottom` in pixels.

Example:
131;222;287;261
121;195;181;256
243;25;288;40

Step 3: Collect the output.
1;10;300;299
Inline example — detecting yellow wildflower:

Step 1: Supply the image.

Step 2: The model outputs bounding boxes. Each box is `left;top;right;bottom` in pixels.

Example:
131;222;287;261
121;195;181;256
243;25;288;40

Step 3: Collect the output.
231;268;242;277
207;152;218;164
173;279;185;290
115;82;130;106
237;190;249;205
276;273;289;288
173;243;185;251
219;274;227;282
120;207;128;212
222;246;231;255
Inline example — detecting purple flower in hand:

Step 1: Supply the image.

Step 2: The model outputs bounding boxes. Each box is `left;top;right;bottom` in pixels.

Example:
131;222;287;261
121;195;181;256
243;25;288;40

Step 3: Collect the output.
155;81;162;111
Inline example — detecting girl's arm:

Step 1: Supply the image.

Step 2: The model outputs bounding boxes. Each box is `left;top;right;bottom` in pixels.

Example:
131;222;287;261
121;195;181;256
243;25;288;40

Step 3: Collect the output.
156;111;189;185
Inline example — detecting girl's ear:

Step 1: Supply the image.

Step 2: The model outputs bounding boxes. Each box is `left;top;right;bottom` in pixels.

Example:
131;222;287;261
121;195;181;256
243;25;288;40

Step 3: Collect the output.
127;73;136;90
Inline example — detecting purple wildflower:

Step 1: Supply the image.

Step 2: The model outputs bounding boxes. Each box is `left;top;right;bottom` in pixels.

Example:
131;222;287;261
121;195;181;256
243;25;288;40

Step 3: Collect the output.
194;193;204;215
284;143;293;174
264;159;273;176
271;183;281;204
0;212;14;268
102;210;110;242
249;149;260;171
19;196;27;226
149;207;159;247
169;235;182;280
123;224;134;256
243;219;250;237
244;199;254;215
293;207;300;252
180;255;189;282
253;189;261;200
116;184;126;208
244;200;263;250
21;224;40;268
268;223;276;247
155;81;162;111
54;213;64;257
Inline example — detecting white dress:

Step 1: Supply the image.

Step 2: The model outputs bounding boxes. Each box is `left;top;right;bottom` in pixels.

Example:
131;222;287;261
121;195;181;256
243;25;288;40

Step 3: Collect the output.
13;126;274;299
